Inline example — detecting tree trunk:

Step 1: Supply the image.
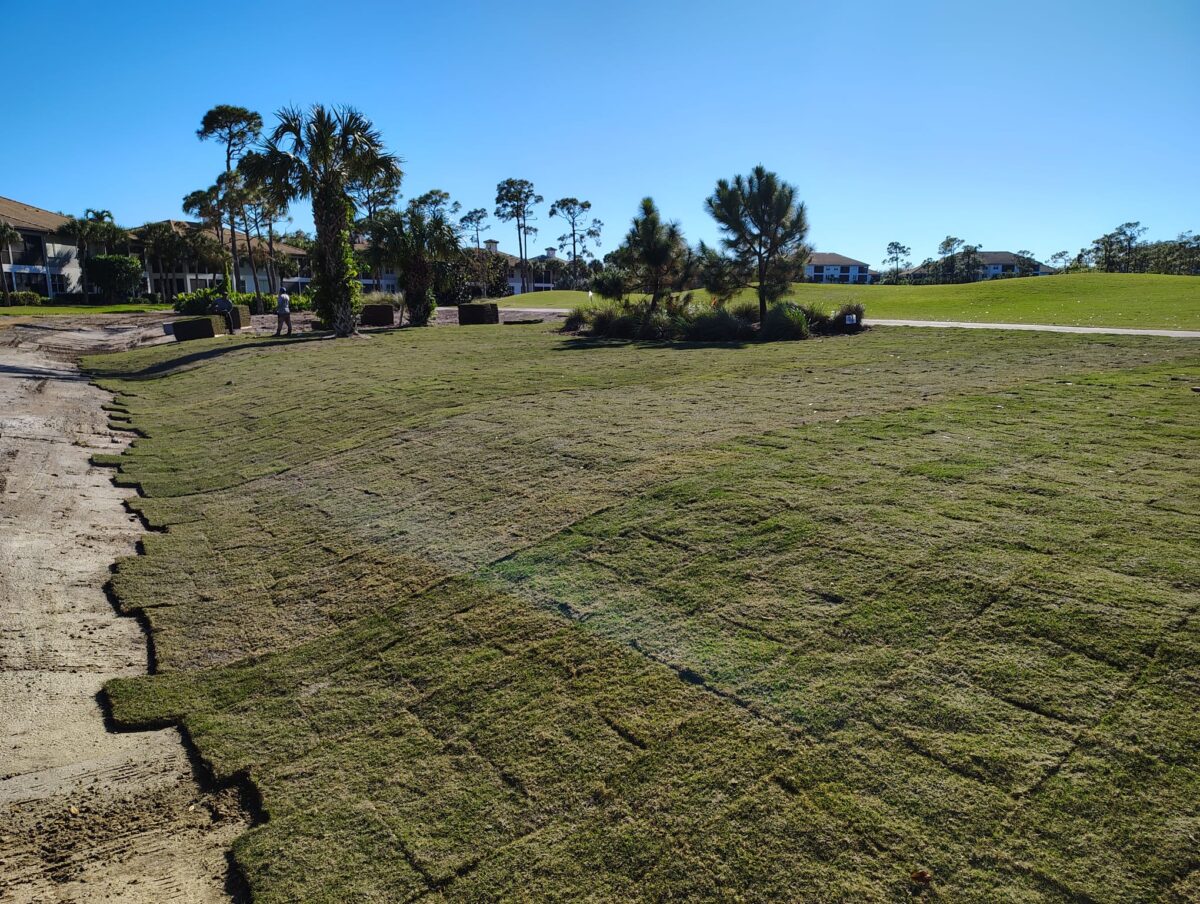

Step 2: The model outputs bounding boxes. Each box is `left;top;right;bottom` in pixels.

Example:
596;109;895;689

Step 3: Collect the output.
314;186;357;337
2;242;11;303
225;147;240;289
516;219;526;293
252;215;273;295
265;218;278;294
241;208;261;297
758;258;768;325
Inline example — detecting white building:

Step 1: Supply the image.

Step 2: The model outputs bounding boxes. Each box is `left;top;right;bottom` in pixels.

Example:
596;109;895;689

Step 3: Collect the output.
482;239;558;295
0;196;85;297
977;251;1052;278
805;252;873;284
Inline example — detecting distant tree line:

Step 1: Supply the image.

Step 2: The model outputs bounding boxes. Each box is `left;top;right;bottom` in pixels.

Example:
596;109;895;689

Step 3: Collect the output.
879;221;1197;285
1070;222;1199;275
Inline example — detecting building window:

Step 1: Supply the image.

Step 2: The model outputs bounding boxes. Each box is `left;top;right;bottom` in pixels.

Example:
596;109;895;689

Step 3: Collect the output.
812;265;824;274
50;273;69;294
13;233;46;266
13;271;49;295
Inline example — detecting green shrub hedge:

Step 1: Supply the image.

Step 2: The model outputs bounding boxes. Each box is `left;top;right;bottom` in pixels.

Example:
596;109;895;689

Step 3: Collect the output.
761;301;810;341
1;290;45;307
573;298;866;344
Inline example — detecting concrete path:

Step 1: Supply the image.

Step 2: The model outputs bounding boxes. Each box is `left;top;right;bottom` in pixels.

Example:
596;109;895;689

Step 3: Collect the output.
864;318;1200;338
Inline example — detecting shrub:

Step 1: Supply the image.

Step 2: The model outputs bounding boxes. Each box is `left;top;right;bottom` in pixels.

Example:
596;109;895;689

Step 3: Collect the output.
88;254;144;302
761;301;810;341
831;302;866;333
173;287;261;315
361;291;404;308
562;305;589;332
45;292;88;306
406;287;437;327
3;290;44;307
726;298;761;323
590;269;629;301
681;307;755;342
793;303;829;334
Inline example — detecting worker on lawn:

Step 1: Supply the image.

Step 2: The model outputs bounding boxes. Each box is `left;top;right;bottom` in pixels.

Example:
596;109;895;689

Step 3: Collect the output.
275;286;292;336
211;290;234;333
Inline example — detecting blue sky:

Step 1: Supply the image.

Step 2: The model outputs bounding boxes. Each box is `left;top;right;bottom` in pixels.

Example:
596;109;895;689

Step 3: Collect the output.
4;0;1197;267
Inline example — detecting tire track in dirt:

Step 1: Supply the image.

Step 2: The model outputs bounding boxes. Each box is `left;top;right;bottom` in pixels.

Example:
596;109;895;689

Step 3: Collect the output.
0;321;248;903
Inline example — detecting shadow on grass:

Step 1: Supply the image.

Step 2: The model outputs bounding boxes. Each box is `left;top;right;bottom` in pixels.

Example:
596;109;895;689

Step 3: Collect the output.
554;334;751;352
88;332;333;380
0;362;88;381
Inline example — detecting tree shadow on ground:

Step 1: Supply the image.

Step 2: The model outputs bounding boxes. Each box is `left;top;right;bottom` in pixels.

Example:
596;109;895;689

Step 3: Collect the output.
87;333;333;380
0;362;87;381
553;335;750;352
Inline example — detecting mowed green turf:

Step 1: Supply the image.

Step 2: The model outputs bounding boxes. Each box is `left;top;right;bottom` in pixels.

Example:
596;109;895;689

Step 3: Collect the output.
493;273;1200;330
87;323;1200;902
0;303;168;316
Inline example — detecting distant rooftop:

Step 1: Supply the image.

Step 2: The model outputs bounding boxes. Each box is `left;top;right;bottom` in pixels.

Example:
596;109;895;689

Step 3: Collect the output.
0;196;71;233
809;252;870;267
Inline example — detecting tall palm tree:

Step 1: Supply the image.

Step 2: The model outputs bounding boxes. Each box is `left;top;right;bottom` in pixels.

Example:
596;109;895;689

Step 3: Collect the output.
242;105;402;336
57;216;93;295
0;220;20;303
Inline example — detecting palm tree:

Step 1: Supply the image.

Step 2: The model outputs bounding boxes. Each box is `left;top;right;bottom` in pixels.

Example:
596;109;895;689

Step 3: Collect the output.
369;204;461;325
141;222;192;301
243;105;402;335
56;216;94;295
0;220;20;303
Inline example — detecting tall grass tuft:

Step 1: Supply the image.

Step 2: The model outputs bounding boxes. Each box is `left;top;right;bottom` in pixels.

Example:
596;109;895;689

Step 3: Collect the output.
761;301;810;341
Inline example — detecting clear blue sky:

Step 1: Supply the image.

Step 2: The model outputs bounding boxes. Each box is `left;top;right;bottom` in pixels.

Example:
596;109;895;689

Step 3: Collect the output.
4;0;1197;267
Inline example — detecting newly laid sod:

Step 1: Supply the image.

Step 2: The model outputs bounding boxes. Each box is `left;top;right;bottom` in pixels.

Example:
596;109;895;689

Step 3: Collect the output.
0;303;168;316
495;273;1200;330
88;324;1199;902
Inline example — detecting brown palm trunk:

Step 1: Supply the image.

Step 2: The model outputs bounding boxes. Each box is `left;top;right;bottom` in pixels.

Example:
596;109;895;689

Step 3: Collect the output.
315;187;357;337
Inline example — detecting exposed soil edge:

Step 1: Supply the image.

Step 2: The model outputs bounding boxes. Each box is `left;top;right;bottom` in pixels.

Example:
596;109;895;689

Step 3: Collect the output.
83;367;266;903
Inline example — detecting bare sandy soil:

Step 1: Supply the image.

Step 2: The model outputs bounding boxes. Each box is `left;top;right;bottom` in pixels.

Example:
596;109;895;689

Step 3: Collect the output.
0;315;248;903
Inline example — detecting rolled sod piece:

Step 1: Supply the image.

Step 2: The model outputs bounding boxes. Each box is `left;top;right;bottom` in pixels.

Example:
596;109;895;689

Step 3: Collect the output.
360;304;396;327
171;315;226;341
458;302;499;325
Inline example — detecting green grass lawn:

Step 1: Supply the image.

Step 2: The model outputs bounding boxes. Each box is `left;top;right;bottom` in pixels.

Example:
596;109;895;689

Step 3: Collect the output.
492;273;1200;330
88;324;1199;902
0;303;168;316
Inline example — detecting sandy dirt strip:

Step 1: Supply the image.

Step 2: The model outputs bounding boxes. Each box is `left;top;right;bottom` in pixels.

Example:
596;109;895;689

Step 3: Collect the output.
0;317;247;903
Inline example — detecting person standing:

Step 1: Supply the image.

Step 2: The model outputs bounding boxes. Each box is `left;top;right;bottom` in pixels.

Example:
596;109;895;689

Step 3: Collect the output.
275;287;292;336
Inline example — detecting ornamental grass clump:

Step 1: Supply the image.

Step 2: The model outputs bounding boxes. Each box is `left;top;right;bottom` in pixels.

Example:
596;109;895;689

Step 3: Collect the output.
760;301;811;341
831;302;866;333
681;307;755;342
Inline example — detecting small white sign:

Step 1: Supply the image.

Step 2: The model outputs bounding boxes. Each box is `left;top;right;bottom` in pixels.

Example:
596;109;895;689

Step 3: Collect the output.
845;314;858;325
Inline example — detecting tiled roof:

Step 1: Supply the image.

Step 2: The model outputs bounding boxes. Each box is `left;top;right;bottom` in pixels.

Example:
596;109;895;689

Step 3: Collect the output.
0;196;72;233
809;252;870;267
